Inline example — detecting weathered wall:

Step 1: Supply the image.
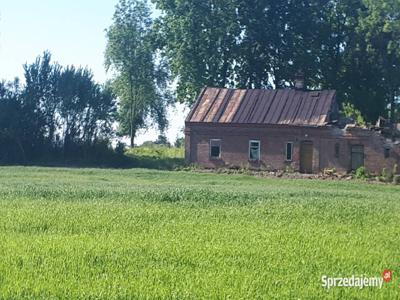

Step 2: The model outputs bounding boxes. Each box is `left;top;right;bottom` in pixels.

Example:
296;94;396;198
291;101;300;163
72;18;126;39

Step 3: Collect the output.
185;123;399;174
343;127;400;174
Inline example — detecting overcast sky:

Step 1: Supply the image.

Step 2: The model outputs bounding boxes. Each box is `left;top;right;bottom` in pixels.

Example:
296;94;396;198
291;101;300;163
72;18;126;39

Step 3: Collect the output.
0;0;187;145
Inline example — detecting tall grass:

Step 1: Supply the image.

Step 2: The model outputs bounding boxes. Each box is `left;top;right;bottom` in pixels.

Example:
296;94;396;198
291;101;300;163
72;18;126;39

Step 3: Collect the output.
0;167;399;299
125;146;184;170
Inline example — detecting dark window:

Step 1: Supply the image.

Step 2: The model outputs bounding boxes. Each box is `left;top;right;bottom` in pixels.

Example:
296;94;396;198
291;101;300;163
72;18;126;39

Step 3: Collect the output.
249;140;260;161
351;145;364;170
286;142;293;161
210;139;221;159
384;148;390;158
335;143;340;158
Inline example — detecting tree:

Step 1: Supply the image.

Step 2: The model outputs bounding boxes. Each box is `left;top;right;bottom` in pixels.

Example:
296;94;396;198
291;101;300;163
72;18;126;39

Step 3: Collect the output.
342;102;366;126
174;136;184;148
316;0;389;121
0;79;26;162
105;0;172;147
0;52;117;163
358;0;400;121
155;133;170;146
152;0;400;123
21;51;56;155
56;66;116;153
152;0;334;100
153;0;241;102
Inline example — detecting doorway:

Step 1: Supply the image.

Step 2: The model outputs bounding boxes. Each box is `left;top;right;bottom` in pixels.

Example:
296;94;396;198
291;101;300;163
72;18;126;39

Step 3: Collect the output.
351;145;364;170
300;141;313;173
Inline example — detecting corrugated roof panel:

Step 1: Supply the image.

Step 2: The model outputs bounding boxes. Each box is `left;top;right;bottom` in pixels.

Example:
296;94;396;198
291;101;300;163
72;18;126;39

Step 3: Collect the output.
187;87;336;126
308;91;327;125
279;90;297;124
290;92;306;125
286;93;300;124
185;87;206;122
204;88;228;122
199;88;222;122
304;92;320;125
253;90;277;123
263;90;285;124
316;91;336;125
246;90;266;123
294;92;313;125
236;90;260;123
219;89;246;123
191;88;218;122
212;88;234;123
245;90;263;123
232;89;255;123
271;89;291;124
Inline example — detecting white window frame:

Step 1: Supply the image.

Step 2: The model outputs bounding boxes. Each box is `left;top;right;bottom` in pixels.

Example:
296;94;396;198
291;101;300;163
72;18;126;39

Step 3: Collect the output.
210;139;222;159
285;142;293;162
249;140;261;161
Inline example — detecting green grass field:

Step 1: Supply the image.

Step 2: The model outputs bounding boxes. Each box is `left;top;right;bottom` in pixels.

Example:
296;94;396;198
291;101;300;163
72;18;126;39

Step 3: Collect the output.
0;167;399;299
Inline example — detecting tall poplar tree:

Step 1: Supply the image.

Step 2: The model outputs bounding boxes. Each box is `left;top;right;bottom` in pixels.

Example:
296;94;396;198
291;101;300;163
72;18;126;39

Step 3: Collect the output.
106;0;171;147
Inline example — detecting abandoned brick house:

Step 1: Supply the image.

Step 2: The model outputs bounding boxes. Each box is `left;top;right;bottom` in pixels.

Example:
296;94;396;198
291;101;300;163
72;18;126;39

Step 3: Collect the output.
184;84;400;174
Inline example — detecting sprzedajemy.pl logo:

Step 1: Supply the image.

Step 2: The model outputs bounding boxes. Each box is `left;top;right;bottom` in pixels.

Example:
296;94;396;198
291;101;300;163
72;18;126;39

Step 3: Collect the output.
321;270;393;289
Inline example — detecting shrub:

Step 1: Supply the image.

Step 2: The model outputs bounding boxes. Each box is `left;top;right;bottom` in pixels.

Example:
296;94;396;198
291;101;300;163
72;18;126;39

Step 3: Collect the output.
125;146;185;170
174;137;185;148
379;168;393;183
341;103;366;126
355;166;368;179
155;134;171;147
285;165;295;174
115;141;126;156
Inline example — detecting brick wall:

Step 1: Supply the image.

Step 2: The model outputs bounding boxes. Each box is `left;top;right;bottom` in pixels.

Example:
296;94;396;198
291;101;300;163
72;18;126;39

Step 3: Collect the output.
185;123;399;174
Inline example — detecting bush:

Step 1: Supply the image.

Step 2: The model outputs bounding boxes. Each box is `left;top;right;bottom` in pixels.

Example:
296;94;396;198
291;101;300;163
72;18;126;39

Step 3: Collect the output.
155;134;171;147
115;141;126;156
342;103;366;126
355;166;368;179
379;168;393;183
284;165;295;174
125;146;185;170
174;137;185;148
126;146;184;159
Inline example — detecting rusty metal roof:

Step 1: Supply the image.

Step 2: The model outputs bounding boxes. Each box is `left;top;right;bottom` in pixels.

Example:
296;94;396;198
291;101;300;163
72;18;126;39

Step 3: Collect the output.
186;87;337;126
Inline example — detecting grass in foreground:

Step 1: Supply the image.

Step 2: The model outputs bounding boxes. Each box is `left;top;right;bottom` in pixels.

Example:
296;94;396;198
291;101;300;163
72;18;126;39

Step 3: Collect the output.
0;167;399;299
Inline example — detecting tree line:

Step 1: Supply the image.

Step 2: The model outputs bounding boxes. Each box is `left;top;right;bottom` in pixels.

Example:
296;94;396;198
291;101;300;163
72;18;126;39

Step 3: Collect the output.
1;0;399;164
0;52;116;163
150;0;399;123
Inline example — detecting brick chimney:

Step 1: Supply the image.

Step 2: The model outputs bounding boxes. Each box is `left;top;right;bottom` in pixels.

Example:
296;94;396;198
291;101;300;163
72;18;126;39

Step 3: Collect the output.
294;70;305;90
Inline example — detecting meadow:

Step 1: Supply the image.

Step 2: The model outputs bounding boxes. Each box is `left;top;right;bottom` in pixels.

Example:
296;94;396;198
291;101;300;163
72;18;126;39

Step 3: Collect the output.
0;166;399;299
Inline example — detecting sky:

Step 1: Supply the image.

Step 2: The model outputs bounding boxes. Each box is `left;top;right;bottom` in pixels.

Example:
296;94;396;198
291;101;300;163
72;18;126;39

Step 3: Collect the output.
0;0;187;145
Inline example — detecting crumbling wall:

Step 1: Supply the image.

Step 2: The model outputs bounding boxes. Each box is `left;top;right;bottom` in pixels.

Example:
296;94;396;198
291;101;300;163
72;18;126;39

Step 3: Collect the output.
343;126;399;174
